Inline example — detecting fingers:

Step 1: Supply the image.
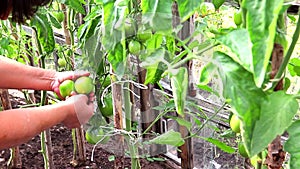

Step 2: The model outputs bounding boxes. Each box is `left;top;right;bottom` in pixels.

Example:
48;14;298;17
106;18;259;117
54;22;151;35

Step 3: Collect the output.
52;70;91;99
72;94;94;125
64;94;94;126
73;70;90;79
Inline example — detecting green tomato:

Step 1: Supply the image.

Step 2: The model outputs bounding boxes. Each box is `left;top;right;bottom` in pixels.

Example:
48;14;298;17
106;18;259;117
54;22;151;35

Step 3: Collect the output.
99;93;113;117
124;18;136;37
230;114;241;133
128;40;141;55
57;58;66;67
101;75;111;89
234;9;242;26
74;76;94;94
85;128;110;145
137;29;152;42
59;80;74;98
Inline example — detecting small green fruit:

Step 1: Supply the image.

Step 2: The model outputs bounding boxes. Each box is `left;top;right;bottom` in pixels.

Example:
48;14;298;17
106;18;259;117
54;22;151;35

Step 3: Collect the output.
137;29;152;42
99;93;113;117
128;40;141;55
57;58;66;67
85;128;110;145
124;18;136;37
59;80;74;98
74;76;94;94
230;114;241;133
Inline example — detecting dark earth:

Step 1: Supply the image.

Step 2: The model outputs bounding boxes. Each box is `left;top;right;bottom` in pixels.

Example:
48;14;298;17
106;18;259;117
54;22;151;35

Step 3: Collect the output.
0;124;180;169
0;90;247;169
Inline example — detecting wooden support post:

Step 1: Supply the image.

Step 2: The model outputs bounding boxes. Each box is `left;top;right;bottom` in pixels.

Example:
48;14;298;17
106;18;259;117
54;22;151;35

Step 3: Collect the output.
265;44;285;169
0;89;22;169
138;65;166;156
111;74;125;169
172;2;194;168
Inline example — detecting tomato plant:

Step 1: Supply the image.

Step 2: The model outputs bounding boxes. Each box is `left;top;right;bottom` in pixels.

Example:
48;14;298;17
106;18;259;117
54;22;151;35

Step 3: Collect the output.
1;0;300;168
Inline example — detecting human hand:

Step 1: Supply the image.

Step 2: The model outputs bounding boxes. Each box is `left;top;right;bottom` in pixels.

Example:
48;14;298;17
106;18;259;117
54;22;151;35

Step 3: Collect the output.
62;94;95;128
50;71;90;99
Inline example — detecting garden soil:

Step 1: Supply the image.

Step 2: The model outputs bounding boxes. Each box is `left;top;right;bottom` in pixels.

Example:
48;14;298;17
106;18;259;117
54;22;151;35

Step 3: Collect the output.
0;90;247;169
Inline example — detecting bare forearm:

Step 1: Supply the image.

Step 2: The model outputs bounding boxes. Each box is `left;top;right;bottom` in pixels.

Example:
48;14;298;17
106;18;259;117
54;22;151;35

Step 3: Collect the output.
0;103;69;149
0;56;55;90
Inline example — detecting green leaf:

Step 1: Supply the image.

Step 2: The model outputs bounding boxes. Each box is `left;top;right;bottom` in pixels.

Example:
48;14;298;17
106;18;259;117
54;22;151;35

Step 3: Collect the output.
81;28;103;72
242;0;284;87
275;14;288;51
58;0;86;14
284;120;300;169
212;0;225;10
148;129;185;147
48;13;62;29
283;77;291;91
202;137;235;154
107;43;127;77
140;48;165;68
213;51;266;156
171;67;188;117
144;63;165;85
101;0;125;49
177;0;203;22
30;13;55;54
166;116;192;131
250;91;298;156
78;6;102;43
216;29;253;73
140;48;167;84
141;0;173;32
288;58;300;76
198;62;216;85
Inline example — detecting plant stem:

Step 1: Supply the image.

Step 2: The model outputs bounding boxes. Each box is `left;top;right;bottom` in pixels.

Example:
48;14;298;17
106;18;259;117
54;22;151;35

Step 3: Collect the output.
142;109;169;136
187;102;226;139
33;27;50;169
124;81;132;131
273;12;300;89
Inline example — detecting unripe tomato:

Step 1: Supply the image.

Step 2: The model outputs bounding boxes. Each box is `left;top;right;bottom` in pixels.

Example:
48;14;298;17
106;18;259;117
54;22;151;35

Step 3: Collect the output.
128;40;141;55
99;93;113;117
137;29;152;42
124;18;136;37
59;80;74;98
230;114;241;133
57;58;66;67
85;128;110;145
74;76;94;94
